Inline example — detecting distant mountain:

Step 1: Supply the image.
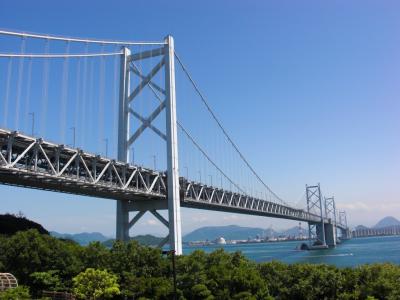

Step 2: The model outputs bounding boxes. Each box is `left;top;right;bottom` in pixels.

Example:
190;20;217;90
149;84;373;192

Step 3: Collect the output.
374;216;400;228
183;225;274;242
0;213;49;236
50;231;109;245
102;235;164;247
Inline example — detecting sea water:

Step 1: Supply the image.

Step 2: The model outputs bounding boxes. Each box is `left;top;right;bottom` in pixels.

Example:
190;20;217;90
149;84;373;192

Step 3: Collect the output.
183;235;400;267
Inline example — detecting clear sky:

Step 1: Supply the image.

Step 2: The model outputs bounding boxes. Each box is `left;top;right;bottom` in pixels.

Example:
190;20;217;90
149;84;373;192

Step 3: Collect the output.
0;0;399;236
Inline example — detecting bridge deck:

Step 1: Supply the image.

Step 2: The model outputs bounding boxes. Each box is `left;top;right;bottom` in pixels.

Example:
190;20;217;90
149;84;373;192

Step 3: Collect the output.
0;129;347;228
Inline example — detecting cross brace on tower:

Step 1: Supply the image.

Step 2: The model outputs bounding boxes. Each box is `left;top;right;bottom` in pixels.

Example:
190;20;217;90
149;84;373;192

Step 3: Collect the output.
116;35;182;255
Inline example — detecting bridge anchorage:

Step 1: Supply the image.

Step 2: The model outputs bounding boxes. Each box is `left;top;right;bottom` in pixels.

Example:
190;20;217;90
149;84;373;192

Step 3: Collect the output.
0;30;351;255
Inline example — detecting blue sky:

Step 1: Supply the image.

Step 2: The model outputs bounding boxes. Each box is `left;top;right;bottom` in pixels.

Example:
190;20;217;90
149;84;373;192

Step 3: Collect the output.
0;1;399;236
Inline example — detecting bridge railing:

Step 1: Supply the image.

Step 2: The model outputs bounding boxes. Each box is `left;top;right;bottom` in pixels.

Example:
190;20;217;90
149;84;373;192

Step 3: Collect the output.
0;129;167;200
182;180;321;222
0;128;325;223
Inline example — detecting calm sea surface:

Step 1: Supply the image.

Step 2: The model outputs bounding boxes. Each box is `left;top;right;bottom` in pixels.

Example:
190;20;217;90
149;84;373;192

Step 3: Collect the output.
182;236;400;267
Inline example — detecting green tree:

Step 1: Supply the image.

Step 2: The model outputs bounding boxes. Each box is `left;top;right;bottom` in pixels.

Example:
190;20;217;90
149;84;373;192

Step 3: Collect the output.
81;242;111;269
191;284;214;300
0;286;31;300
72;268;120;300
29;270;63;296
120;275;173;300
355;263;400;300
0;229;82;287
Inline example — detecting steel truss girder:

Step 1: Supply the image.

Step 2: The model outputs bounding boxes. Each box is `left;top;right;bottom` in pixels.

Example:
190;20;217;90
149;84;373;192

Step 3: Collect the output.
183;182;322;223
0;129;167;200
0;129;348;231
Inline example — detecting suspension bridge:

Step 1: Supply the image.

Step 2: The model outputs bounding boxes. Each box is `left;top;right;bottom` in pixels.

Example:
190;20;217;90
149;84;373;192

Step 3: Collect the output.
0;30;350;254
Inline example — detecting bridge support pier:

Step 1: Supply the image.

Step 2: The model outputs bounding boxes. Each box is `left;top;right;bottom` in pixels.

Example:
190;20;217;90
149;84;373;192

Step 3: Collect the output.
339;228;352;240
324;222;337;247
116;201;130;241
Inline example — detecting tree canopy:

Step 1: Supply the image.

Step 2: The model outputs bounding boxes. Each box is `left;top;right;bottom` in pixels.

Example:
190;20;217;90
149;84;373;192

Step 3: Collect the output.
1;229;400;299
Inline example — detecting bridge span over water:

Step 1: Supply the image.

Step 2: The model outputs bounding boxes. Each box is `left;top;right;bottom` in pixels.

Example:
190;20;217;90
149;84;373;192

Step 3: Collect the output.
0;30;350;254
0;128;350;250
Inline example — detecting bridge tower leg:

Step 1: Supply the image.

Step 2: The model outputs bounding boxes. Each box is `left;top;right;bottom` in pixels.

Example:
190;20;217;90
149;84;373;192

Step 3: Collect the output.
324;196;337;247
116;47;131;242
116;36;182;254
339;211;350;240
306;184;326;247
164;36;182;255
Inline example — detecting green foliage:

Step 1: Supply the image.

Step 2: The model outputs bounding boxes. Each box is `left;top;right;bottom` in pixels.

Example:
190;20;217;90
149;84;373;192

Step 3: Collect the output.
1;230;400;299
0;229;82;286
177;249;270;299
29;270;63;296
72;268;120;300
191;284;214;300
0;286;30;300
81;242;111;269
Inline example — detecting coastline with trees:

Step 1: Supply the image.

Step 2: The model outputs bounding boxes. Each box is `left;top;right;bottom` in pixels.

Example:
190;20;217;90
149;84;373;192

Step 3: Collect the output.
1;229;400;299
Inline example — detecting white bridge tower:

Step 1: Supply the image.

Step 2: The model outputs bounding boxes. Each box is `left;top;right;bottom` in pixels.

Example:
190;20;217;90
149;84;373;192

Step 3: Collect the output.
116;35;182;255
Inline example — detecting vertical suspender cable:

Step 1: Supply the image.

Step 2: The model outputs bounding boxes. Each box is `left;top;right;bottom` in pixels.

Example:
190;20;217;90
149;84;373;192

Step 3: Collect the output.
98;44;106;155
60;41;70;143
175;53;288;205
40;39;50;136
3;58;13;128
15;37;26;129
74;57;81;146
23;58;32;133
112;45;119;157
88;56;95;150
80;43;89;148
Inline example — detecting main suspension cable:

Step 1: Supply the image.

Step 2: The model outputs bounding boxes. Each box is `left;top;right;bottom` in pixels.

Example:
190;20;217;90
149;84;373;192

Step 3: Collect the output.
131;61;245;195
0;52;123;58
0;29;166;45
174;51;289;206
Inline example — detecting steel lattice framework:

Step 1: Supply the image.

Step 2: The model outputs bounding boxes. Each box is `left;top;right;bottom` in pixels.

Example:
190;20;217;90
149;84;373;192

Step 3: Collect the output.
0;129;349;229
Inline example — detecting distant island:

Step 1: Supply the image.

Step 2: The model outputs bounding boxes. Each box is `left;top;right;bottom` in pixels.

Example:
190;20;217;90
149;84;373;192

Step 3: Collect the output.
2;213;399;246
183;224;305;244
353;216;400;238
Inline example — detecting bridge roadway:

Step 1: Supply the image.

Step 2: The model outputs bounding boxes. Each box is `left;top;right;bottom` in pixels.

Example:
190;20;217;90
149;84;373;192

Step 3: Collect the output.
0;128;347;230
